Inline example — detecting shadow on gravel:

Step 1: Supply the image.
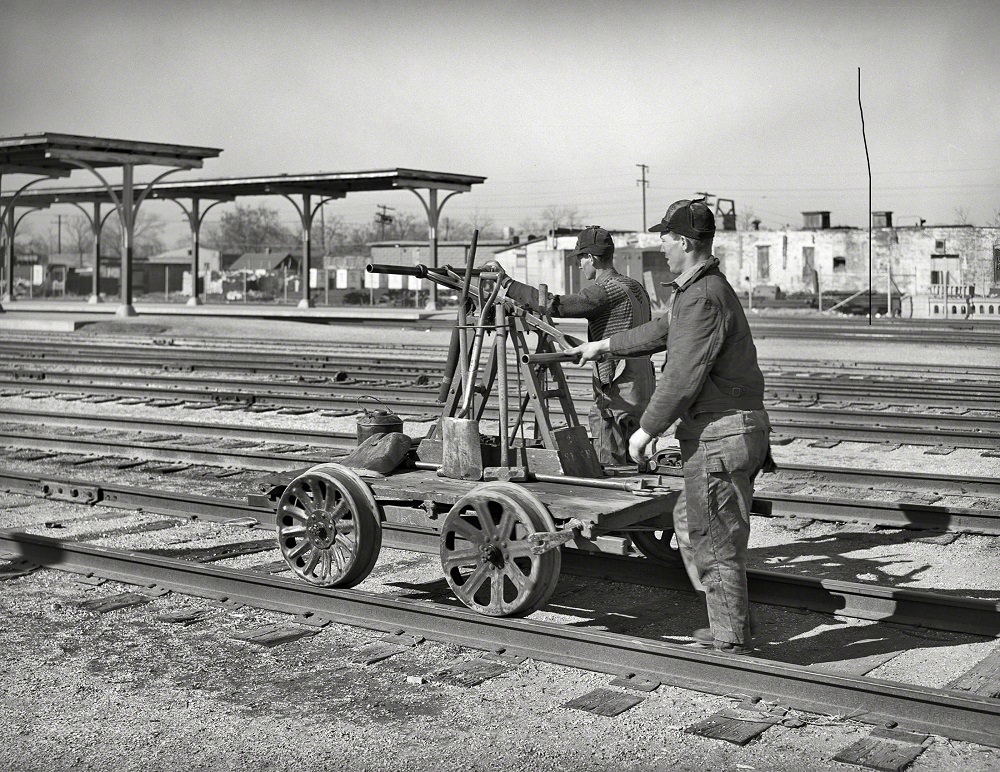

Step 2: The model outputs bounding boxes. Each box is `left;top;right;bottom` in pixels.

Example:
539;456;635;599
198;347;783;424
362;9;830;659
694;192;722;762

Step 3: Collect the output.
386;561;995;672
749;530;1000;600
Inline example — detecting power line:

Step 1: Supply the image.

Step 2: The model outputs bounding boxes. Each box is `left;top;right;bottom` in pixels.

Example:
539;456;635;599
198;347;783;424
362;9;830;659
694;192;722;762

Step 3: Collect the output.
374;204;395;239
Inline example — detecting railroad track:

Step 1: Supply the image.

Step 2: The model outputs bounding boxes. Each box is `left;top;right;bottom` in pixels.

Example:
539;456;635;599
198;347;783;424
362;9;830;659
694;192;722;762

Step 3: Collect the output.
3;366;998;449
1;507;998;747
3;338;1000;406
3;320;1000;750
3;409;999;535
4;312;1000;344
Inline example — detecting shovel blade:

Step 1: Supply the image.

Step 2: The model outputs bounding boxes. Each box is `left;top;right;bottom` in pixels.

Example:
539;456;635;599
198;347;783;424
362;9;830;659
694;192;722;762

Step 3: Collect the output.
439;418;484;481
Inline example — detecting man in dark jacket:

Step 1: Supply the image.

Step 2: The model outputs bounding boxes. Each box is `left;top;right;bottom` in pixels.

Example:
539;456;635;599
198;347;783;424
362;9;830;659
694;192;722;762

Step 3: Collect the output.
490;226;654;465
566;200;772;654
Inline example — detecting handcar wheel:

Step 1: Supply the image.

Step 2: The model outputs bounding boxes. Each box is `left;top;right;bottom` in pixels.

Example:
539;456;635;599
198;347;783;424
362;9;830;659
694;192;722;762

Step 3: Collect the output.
275;463;382;588
440;482;561;617
630;528;683;564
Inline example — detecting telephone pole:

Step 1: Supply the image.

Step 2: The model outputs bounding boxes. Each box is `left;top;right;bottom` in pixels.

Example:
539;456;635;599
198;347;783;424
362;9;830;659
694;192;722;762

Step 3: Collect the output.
636;164;649;230
374;205;395;240
695;191;715;208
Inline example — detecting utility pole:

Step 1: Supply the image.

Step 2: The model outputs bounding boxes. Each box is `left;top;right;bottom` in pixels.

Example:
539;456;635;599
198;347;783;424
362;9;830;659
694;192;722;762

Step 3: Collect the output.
635;164;649;230
56;214;62;253
375;205;395;240
695;191;715;208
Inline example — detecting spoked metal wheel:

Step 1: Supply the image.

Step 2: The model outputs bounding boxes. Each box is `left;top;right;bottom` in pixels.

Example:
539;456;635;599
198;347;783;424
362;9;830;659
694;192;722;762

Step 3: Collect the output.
440;482;561;617
631;528;683;564
275;463;382;588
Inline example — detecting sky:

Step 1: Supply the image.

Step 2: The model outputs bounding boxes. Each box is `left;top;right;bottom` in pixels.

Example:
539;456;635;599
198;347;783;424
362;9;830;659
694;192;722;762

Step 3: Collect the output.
2;0;998;246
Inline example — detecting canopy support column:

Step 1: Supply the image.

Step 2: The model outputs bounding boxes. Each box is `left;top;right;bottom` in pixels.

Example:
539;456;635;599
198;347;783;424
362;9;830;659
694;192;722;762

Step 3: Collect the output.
299;192;313;308
408;187;462;311
2;205;12;306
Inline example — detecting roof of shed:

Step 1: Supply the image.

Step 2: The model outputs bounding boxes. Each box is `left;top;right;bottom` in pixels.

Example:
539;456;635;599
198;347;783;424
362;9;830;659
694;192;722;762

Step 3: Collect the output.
228;252;298;271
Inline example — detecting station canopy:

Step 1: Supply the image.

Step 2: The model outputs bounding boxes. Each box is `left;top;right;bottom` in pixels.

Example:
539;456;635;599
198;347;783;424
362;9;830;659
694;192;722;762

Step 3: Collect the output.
1;167;487;207
0;132;220;177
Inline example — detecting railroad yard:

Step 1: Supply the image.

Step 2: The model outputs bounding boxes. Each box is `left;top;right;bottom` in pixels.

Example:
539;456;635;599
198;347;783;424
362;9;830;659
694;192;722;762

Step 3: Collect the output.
1;309;999;771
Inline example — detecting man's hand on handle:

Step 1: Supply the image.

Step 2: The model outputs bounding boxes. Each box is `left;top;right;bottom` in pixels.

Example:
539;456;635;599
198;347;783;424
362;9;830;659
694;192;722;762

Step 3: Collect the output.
563;338;611;365
628;427;656;467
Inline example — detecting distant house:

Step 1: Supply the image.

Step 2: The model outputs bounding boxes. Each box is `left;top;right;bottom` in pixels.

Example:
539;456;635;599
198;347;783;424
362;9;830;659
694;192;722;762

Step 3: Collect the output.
145;246;222;273
139;246;223;296
227;251;299;274
490;229;655;300
322;254;368;290
366;239;514;295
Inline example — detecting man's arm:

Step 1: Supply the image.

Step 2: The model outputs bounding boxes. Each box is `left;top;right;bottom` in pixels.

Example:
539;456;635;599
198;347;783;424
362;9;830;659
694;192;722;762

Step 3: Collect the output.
504;276;609;319
639;295;725;437
607;314;669;358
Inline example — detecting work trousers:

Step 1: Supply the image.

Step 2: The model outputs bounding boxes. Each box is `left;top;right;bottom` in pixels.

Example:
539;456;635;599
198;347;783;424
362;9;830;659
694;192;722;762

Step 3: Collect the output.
675;410;771;645
589;363;653;466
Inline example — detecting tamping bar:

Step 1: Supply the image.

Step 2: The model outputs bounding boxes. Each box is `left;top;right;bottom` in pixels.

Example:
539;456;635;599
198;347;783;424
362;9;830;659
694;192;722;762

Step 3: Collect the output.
521;351;581;364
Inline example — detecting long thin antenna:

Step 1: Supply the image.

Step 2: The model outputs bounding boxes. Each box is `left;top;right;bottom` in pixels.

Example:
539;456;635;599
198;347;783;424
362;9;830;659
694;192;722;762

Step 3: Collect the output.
858;66;873;325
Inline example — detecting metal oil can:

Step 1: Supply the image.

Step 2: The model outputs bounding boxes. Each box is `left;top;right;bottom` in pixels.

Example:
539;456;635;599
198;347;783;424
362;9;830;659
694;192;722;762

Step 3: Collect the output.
356;398;403;444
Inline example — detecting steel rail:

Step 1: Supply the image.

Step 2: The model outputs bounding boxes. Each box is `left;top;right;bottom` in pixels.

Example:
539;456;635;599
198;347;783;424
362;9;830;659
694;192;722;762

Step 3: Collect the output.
7;351;1000;409
0;409;357;447
5;340;1000;384
1;528;997;746
7;408;1000;498
0;430;336;472
2;470;998;638
4;373;998;448
752;492;1000;535
3;422;999;533
6;346;1000;397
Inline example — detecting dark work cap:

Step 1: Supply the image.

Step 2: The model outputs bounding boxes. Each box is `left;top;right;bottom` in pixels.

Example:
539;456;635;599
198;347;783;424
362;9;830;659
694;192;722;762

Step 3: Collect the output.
568;225;615;258
649;198;716;239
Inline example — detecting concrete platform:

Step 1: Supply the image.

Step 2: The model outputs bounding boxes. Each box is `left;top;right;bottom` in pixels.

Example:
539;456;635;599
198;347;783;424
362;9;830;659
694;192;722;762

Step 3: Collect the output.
0;315;86;332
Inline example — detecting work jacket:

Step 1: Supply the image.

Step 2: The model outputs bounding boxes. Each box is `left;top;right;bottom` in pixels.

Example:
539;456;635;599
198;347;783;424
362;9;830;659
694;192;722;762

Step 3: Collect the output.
608;257;765;437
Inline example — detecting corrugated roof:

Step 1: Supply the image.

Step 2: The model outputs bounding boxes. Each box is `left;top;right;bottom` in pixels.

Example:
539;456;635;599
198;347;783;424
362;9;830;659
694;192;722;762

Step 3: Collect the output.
227;252;298;272
145;246;221;265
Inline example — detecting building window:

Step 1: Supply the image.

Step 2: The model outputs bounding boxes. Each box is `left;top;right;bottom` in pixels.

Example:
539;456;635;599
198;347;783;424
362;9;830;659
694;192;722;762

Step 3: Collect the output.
833;256;847;273
990;305;996;313
936;239;947;252
801;246;815;281
756;245;770;280
993;245;1000;283
933;305;940;314
951;305;958;314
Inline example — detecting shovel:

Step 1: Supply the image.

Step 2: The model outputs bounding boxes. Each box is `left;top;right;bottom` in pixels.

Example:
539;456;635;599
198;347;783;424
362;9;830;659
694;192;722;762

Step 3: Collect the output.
439;231;487;481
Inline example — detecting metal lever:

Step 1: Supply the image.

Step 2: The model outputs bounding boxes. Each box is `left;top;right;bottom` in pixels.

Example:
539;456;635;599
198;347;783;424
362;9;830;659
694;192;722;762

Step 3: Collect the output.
527;518;583;555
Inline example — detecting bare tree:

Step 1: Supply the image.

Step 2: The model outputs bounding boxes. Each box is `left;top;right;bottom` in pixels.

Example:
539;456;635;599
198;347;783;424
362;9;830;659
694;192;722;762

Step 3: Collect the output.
739;207;758;230
101;211;166;258
65;215;94;259
518;205;586;237
954;206;970;226
203;204;295;253
443;211;501;241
